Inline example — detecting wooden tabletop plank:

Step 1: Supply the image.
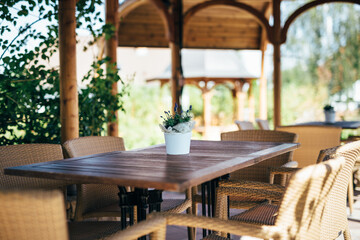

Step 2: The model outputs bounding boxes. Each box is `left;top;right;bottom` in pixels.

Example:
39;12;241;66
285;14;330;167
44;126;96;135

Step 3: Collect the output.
5;140;299;192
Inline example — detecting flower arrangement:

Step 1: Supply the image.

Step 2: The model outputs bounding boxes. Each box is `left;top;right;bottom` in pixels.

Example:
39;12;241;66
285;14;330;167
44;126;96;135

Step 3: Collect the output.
159;103;195;133
323;104;335;112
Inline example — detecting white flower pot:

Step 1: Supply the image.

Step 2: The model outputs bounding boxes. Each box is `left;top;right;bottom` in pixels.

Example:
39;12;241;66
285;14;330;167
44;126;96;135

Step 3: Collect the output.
164;132;192;155
324;110;336;123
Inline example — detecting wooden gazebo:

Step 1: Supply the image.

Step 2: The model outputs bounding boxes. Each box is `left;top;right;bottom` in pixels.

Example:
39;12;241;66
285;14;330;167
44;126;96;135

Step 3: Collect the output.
147;49;259;138
58;0;360;142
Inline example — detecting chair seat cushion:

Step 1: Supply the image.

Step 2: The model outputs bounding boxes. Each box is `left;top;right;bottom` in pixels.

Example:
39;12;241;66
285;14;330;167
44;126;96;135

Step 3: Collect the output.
83;199;190;219
68;221;122;240
203;233;230;240
230;203;279;225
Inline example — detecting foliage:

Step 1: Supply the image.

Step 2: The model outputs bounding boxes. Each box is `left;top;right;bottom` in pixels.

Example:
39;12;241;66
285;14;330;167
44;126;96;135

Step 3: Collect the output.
281;3;360;124
323;104;334;112
118;85;167;150
160;103;192;129
0;0;127;145
211;85;234;125
79;58;129;136
284;3;360;97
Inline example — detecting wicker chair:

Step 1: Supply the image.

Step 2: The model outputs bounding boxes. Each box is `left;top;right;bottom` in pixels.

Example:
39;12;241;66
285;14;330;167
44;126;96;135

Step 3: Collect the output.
217;140;360;240
0;144;68;190
0;189;135;240
221;130;297;205
63;136;192;225
110;153;349;240
255;118;270;130
276;125;342;167
234;120;255;130
62;136;127;221
274;125;353;212
190;130;298;218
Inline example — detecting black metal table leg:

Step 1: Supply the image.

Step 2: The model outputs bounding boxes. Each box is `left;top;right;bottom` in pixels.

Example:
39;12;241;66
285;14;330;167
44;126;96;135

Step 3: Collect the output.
118;186;134;229
201;183;207;237
135;188;149;222
200;174;230;238
149;189;163;213
118;188;163;240
211;179;217;217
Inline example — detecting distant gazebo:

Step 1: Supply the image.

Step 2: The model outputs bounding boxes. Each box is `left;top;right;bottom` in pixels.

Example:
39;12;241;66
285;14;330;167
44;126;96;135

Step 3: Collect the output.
148;49;259;138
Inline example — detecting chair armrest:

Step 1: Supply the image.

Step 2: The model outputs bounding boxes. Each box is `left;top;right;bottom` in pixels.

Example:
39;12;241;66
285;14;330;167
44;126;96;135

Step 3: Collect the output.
217;186;283;202
269;167;301;175
281;161;298;168
155;212;282;239
219;179;285;193
269;165;301;185
106;215;166;240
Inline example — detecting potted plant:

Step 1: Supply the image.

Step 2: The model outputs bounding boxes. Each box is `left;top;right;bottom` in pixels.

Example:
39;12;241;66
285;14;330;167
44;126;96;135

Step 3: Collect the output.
323;104;336;123
159;103;195;155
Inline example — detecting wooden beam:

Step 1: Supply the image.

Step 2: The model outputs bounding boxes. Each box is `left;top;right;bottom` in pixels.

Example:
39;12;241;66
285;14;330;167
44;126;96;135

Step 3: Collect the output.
259;47;267;120
59;0;79;143
273;0;281;127
202;88;213;140
183;0;272;42
170;41;182;110
118;0;147;19
248;81;255;122
106;0;119;137
258;3;269;120
234;81;245;121
169;0;184;112
148;0;173;41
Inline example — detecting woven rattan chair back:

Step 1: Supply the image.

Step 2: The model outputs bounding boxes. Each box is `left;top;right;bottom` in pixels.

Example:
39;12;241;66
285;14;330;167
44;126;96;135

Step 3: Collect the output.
274;156;345;240
319;140;360;239
234;120;255;130
0;190;69;240
0;190;125;240
276;125;342;168
255;119;270;130
221;130;298;182
63;136;125;158
0;144;67;190
63;136;125;221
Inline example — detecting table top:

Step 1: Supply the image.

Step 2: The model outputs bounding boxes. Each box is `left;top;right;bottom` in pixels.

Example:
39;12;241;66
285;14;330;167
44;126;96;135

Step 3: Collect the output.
293;121;360;130
5;140;299;192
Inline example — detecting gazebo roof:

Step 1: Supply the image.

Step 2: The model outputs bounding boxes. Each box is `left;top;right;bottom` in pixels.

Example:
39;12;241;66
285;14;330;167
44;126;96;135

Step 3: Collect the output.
118;0;271;49
150;49;259;81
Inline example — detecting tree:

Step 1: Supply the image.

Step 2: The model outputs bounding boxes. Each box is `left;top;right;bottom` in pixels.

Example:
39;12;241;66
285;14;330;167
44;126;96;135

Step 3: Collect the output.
280;3;360;124
0;0;128;145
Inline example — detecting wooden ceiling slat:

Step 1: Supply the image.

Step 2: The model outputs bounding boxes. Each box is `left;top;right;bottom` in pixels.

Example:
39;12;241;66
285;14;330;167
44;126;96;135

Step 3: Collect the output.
117;0;270;49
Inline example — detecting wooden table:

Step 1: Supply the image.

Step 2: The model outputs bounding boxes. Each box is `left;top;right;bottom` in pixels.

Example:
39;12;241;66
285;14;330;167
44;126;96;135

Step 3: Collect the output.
5;140;299;191
294;121;360;130
5;140;298;233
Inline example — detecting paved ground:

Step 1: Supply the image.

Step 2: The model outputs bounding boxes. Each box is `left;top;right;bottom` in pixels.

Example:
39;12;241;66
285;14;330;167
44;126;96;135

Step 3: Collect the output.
164;188;360;240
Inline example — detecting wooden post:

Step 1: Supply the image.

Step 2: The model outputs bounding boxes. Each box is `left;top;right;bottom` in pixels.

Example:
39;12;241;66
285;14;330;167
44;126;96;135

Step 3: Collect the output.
106;0;119;136
248;81;255;122
202;87;212;140
59;0;79;143
273;0;282;128
170;42;182;110
259;48;267;120
235;81;245;121
169;0;183;111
